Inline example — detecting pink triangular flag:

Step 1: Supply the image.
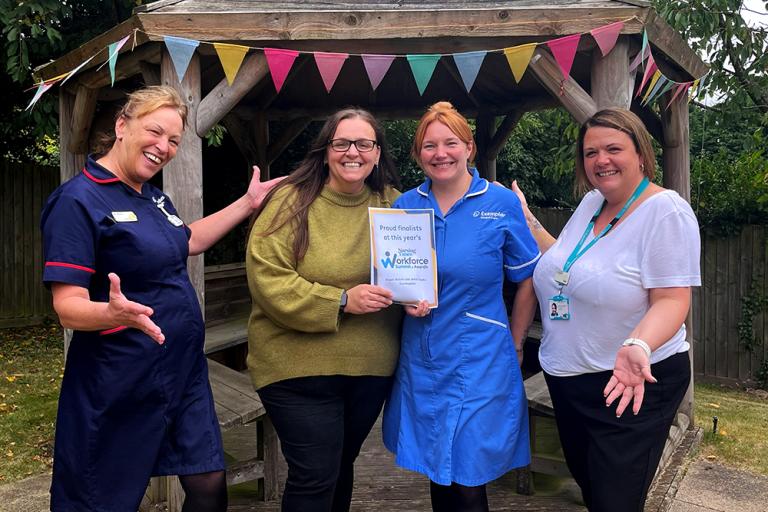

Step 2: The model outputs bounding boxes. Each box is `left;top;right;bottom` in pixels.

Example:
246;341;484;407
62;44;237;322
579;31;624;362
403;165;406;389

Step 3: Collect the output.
635;54;657;97
547;34;581;79
591;21;624;57
629;31;650;71
264;48;300;93
666;83;691;109
361;54;395;91
25;82;54;111
314;52;349;93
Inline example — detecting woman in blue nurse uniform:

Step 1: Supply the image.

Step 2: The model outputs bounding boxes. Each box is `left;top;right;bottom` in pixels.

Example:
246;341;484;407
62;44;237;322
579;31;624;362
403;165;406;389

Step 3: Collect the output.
41;86;282;512
383;102;540;511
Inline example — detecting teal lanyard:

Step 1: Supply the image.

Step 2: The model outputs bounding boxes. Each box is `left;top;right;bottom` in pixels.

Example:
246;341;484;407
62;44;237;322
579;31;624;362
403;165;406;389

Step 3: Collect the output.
562;177;650;274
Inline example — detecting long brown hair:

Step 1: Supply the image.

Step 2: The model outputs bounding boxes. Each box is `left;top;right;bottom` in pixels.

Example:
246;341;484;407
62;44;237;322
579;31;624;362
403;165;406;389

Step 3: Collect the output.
258;108;400;262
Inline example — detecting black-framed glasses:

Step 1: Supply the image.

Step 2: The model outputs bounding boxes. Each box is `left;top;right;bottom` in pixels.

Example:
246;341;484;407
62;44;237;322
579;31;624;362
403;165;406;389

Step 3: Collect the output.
328;139;378;152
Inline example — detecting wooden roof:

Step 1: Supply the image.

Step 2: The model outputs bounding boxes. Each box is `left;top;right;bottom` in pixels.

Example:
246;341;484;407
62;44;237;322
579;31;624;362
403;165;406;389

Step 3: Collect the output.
38;0;705;123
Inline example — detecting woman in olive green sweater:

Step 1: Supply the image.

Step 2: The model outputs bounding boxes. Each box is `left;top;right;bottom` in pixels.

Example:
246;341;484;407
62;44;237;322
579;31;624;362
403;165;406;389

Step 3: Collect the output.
246;109;402;512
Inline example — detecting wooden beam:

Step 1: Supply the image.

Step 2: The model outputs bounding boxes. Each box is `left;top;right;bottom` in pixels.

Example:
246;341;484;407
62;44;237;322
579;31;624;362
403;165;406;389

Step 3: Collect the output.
161;49;205;312
487;110;523;158
528;48;597;125
643;10;709;80
221;114;258;166
267;117;312;165
630;102;664;144
661;90;690;200
253;113;270;180
196;52;269;138
68;85;100;154
591;37;634;109
139;61;161;86
64;43;161;92
58;89;85;359
135;8;645;43
475;111;496;181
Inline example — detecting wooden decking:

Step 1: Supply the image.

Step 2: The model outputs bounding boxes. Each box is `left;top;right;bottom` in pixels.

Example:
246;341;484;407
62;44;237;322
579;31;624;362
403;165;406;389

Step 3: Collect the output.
228;416;586;512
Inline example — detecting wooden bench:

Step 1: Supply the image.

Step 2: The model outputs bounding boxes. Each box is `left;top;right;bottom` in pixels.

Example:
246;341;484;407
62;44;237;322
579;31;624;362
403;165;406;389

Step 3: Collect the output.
142;263;280;511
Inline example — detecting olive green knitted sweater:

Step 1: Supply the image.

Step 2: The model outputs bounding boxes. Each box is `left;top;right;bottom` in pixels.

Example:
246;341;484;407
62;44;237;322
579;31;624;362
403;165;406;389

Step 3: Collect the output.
246;184;403;390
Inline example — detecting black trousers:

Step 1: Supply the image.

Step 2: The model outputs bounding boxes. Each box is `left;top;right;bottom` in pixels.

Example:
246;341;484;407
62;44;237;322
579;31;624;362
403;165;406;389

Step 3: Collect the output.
257;375;392;512
544;352;690;512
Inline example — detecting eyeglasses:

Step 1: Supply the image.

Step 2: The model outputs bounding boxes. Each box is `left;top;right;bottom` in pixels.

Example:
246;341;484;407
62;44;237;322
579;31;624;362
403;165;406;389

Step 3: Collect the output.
328;139;378;152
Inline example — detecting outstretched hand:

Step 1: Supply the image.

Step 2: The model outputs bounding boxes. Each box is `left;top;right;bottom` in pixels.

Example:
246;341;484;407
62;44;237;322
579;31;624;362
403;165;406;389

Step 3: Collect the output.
603;345;657;417
107;273;165;344
246;165;287;210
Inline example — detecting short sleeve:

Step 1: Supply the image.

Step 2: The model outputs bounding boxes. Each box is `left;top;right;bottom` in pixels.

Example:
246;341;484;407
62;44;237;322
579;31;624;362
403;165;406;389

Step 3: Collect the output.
641;199;701;288
41;191;98;288
503;192;541;282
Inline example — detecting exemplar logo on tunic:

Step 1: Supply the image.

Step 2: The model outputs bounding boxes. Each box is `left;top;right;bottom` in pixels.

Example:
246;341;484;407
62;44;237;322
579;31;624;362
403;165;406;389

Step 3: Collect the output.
381;249;429;269
473;210;506;220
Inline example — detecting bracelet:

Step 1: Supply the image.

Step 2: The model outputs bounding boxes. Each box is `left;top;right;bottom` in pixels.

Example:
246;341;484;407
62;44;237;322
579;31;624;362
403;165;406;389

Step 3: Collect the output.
622;338;652;358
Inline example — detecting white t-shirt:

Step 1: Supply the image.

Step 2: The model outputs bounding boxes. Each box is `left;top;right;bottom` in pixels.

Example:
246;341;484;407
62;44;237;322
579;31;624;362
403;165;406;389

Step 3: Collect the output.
533;189;701;377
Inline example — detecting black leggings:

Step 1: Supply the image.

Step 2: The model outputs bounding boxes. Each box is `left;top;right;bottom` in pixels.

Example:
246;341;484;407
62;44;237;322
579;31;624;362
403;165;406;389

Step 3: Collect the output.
430;481;489;512
179;470;227;512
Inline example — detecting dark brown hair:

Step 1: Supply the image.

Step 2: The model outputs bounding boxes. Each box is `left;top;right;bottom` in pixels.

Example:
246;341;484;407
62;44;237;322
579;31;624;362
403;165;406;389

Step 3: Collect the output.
258;108;400;262
574;108;655;195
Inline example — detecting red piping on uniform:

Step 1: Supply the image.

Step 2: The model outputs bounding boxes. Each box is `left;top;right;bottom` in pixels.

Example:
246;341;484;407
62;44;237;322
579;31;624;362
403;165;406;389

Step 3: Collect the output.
100;326;128;335
45;261;96;273
83;168;120;184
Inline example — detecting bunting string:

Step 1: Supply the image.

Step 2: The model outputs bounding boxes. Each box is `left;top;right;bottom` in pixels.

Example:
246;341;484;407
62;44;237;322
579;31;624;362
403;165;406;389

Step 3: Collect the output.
27;17;709;112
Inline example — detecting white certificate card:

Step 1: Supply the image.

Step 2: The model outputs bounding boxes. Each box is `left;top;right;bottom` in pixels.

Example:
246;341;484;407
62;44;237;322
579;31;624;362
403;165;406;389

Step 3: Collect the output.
369;207;438;308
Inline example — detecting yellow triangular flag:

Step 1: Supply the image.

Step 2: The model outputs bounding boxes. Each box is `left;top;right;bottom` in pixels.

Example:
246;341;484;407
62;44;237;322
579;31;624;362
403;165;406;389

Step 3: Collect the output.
641;70;662;104
688;78;701;103
503;43;537;83
213;42;249;85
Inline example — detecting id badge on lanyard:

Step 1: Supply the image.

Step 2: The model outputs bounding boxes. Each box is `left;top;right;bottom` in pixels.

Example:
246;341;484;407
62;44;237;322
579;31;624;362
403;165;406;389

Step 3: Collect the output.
551;177;649;321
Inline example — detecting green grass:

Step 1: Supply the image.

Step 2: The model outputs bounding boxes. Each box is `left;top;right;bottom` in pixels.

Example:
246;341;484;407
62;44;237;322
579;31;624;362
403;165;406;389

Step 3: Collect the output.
694;383;768;475
0;322;63;484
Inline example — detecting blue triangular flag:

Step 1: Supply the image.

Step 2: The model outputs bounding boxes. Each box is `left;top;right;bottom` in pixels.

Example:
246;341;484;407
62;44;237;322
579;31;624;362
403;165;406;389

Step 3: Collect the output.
106;35;130;86
407;54;441;95
642;75;668;106
452;51;486;92
164;35;200;82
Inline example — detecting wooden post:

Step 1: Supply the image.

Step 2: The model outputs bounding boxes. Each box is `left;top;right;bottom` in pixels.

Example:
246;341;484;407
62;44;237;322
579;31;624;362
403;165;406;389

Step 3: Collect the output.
69;85;100;154
59;89;86;358
661;90;694;426
161;49;204;316
475;111;495;181
590;38;634;110
253;112;270;180
528;48;597;125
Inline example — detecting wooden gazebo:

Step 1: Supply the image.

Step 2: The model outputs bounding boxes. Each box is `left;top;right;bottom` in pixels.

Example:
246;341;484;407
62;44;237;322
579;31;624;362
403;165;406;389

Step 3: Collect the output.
38;0;706;508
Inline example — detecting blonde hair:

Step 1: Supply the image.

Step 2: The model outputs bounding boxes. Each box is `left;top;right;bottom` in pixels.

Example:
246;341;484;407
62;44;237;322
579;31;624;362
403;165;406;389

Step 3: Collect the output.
575;108;655;195
93;86;188;155
412;101;477;165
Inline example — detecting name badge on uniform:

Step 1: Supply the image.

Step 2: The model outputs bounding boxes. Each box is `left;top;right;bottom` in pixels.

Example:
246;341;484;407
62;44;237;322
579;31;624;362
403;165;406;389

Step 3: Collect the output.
112;211;138;222
548;295;570;320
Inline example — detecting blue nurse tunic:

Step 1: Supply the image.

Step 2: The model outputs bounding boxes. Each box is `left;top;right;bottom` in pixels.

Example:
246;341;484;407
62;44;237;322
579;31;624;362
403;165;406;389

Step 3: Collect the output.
383;170;540;486
41;157;224;511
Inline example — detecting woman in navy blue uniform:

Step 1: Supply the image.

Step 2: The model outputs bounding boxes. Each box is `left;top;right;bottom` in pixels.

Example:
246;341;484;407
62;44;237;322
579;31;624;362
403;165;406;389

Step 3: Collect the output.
41;86;282;512
383;102;540;511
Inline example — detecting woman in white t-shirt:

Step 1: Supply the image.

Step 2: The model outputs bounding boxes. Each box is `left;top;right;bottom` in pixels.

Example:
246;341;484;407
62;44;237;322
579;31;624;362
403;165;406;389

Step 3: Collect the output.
513;108;700;512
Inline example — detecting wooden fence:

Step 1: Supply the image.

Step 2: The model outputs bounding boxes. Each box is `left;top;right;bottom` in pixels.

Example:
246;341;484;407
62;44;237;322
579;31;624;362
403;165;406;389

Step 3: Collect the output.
534;207;768;386
0;161;58;328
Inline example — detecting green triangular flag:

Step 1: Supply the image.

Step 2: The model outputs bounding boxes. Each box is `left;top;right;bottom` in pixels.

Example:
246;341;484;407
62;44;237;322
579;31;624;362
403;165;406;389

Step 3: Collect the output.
407;54;441;95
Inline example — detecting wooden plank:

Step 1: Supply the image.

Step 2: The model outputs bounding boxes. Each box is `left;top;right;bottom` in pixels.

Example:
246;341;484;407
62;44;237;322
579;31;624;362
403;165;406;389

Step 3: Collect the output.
267;117;312;165
727;232;740;380
227;458;265;486
487;110;523;159
714;237;728;380
661;90;690;200
590;37;633;109
205;314;249;353
196;52;269;137
136;8;645;42
756;226;767;379
68;85;100;154
475;111;496;180
161;49;206;312
528;48;597;125
703;233;717;379
738;227;753;381
0;164;12;320
523;371;553;416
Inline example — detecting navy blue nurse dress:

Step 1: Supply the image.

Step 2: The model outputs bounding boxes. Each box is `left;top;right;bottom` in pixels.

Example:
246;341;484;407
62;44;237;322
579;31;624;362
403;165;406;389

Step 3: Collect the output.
383;170;540;486
41;157;224;511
